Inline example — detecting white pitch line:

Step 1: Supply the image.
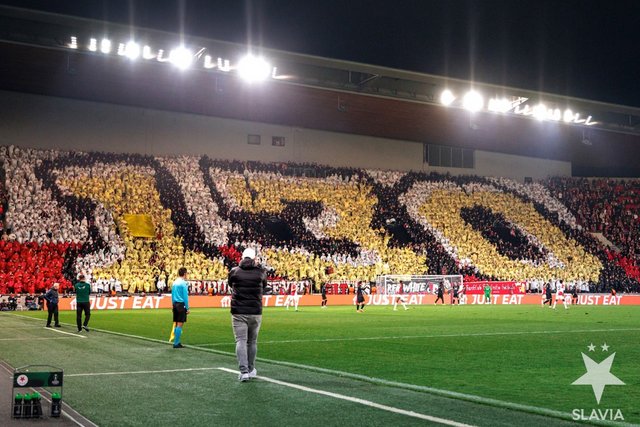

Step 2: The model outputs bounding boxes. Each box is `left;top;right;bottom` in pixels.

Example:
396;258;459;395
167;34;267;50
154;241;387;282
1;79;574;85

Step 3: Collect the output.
217;367;475;427
45;326;87;338
66;367;220;377
198;327;640;347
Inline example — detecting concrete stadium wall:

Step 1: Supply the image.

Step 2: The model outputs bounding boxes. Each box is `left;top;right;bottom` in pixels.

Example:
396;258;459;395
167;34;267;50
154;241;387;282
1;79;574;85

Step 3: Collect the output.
0;90;570;181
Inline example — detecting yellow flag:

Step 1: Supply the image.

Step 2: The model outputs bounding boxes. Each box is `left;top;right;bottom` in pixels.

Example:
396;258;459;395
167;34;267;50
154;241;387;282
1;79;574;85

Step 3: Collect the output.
169;322;176;342
123;214;155;238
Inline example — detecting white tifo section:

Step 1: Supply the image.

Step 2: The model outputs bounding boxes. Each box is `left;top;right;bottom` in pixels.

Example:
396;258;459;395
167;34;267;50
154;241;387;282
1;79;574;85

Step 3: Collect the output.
158;156;231;246
0;146;87;243
217;367;475;427
488;177;579;228
0;90;569;182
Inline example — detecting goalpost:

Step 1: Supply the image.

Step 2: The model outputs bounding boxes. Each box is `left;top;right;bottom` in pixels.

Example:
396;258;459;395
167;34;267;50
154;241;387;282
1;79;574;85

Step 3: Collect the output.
375;274;463;295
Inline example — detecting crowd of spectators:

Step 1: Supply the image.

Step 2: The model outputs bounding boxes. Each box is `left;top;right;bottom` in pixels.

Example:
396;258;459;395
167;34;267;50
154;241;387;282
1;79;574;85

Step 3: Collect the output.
0;145;638;295
545;177;640;282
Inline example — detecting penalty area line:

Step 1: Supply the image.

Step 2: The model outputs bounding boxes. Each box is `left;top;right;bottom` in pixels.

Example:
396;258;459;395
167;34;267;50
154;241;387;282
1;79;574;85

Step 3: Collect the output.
217;367;475;427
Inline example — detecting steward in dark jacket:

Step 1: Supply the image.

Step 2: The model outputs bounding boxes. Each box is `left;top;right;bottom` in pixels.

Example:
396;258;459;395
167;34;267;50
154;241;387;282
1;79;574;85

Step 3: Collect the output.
228;248;269;381
228;257;268;315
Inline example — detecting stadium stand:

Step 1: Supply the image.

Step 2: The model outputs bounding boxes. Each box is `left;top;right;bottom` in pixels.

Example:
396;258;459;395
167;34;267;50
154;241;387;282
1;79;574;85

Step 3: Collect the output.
0;145;638;295
545;177;640;282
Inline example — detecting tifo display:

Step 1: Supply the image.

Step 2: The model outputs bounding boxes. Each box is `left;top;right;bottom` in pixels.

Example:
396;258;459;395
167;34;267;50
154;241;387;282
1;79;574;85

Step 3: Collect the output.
0;145;639;300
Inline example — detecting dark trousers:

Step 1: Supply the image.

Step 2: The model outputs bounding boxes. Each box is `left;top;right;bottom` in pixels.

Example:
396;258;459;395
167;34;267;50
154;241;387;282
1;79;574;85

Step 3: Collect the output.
47;303;59;326
76;302;91;330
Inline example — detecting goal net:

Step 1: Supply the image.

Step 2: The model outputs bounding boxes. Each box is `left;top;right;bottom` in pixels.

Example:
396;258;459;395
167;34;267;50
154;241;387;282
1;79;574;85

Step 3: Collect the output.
375;274;463;295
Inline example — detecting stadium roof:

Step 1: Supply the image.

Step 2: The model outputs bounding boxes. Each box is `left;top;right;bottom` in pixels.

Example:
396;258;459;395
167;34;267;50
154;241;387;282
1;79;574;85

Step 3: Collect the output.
1;5;640;176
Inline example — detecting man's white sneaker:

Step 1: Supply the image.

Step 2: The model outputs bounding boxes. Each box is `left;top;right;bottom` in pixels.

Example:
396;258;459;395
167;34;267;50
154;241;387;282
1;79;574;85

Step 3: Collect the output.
239;373;250;382
248;369;257;379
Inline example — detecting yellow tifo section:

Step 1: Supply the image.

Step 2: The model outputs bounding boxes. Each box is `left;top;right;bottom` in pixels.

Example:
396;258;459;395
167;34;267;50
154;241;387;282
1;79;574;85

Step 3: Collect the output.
226;175;427;283
418;189;602;282
60;172;227;292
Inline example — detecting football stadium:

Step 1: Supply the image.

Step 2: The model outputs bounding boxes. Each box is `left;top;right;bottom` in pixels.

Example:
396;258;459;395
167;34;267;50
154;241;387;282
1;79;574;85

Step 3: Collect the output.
1;2;639;426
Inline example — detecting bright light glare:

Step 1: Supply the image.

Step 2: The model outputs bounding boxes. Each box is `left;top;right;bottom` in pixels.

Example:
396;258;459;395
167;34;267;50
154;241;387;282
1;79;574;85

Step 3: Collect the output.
142;46;155;60
124;41;140;59
463;91;484;112
169;47;193;69
237;54;271;83
100;38;112;54
88;38;97;52
533;104;547;121
563;109;574;122
488;98;512;113
440;90;456;106
68;36;78;49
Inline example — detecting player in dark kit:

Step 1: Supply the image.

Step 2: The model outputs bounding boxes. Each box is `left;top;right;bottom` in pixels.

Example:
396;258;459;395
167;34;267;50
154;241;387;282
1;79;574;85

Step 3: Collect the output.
571;285;579;305
451;283;460;305
321;284;328;308
541;283;553;307
356;284;366;312
434;283;445;305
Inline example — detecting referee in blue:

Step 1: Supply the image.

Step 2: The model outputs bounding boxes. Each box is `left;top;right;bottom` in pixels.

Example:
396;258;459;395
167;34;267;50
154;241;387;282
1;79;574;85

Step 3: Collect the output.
171;267;189;348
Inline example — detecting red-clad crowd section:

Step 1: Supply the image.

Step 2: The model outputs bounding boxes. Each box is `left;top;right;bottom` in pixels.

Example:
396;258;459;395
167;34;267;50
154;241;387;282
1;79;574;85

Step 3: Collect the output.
0;241;79;294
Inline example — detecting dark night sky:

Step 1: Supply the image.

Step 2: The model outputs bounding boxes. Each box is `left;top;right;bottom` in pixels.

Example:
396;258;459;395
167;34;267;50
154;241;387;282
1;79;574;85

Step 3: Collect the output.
2;0;639;107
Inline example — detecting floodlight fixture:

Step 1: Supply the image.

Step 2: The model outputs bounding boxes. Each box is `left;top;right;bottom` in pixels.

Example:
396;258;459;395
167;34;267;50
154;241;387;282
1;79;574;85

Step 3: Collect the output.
169;46;193;69
237;54;271;83
440;89;456;106
533;104;547;121
563;109;574;123
142;45;155;60
463;90;484;112
203;55;215;69
124;41;140;60
100;38;112;54
488;97;512;113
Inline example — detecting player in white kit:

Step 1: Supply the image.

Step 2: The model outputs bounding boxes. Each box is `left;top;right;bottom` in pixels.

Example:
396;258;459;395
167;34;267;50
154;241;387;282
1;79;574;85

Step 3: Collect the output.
284;283;299;311
393;281;409;311
552;281;569;310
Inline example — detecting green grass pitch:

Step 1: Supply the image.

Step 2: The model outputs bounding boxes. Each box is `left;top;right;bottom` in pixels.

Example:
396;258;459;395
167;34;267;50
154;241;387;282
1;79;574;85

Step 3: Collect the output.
1;304;639;426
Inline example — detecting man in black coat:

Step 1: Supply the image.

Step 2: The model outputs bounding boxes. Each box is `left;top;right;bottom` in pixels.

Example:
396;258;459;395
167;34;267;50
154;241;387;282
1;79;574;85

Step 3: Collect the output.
44;283;61;327
228;248;268;382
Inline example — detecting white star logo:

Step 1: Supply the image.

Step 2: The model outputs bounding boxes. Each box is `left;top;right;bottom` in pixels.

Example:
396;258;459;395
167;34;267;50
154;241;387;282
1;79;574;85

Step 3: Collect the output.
587;343;596;352
601;343;609;352
572;352;625;404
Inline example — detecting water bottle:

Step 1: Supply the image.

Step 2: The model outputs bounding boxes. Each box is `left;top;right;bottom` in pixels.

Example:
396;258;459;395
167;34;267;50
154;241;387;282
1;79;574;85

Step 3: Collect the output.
22;393;32;418
13;393;22;418
32;392;42;418
51;392;62;417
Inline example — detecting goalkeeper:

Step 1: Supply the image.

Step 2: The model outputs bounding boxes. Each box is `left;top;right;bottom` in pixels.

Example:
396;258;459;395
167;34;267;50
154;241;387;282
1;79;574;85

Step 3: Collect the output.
483;283;492;304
